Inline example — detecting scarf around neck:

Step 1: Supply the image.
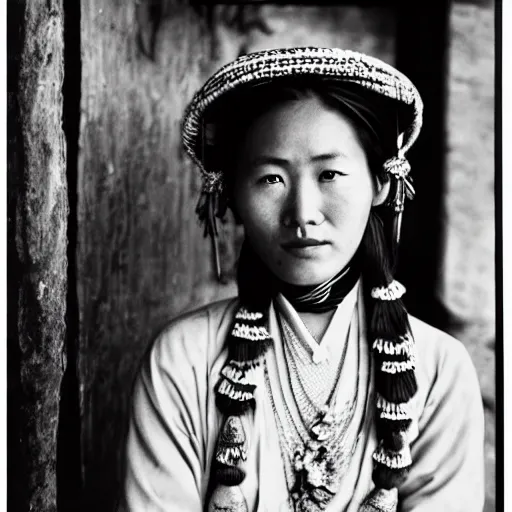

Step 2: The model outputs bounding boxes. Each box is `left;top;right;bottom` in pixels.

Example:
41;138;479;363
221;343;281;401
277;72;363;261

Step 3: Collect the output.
237;241;362;314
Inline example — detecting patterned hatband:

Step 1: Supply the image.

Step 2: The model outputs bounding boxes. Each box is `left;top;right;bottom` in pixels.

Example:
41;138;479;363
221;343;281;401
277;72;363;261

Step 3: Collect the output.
182;47;424;193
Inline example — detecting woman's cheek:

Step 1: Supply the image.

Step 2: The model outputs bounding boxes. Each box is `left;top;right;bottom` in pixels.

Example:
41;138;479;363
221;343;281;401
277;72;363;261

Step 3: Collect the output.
247;190;281;226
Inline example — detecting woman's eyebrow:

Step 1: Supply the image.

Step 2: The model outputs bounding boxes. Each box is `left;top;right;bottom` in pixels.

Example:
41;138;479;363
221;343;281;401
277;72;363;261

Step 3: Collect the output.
248;152;348;168
248;156;290;168
310;152;347;162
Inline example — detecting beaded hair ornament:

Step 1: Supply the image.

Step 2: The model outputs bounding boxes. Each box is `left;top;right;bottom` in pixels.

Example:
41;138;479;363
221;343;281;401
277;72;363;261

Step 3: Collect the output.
181;47;424;512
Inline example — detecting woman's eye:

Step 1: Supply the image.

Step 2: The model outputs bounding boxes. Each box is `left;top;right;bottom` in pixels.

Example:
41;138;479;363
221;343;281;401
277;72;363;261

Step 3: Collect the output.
319;170;342;182
260;175;282;185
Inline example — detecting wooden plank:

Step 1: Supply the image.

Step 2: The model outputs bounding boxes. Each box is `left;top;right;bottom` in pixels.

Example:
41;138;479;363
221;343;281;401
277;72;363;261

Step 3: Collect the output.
78;2;237;509
12;1;68;511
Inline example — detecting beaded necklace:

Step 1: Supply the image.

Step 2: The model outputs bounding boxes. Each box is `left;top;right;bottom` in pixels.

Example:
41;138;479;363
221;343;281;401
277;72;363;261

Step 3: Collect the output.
263;302;363;511
280;314;354;429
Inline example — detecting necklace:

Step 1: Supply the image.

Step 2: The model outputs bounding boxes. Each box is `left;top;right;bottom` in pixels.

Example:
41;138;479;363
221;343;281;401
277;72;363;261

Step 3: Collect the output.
264;361;363;512
264;311;364;512
280;315;351;428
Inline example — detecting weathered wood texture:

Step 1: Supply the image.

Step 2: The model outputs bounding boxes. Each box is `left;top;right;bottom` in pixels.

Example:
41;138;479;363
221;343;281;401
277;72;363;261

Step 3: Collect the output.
78;3;394;509
13;1;68;511
78;3;229;509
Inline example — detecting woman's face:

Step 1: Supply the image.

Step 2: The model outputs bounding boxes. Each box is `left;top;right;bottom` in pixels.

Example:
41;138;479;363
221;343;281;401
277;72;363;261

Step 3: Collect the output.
233;96;386;286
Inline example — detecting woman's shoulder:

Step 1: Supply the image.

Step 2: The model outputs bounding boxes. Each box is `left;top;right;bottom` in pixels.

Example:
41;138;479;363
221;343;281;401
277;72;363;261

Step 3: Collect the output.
159;297;239;337
408;314;475;373
407;314;481;409
146;297;240;373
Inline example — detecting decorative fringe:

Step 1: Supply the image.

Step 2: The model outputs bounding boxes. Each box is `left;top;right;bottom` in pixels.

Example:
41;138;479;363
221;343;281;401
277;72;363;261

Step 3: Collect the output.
235;308;264;321
221;365;257;386
216;445;247;466
217;379;255;402
373;443;412;469
228;358;261;371
216;416;247;462
227;305;273;362
212;415;248;492
376;395;413;421
358;487;398;512
219;376;256;394
231;322;272;341
207;484;248;512
371;281;406;301
381;358;415;374
372;335;414;357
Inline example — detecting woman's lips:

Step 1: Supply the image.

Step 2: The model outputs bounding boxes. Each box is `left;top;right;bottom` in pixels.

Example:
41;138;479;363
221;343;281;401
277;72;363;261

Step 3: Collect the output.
281;238;330;258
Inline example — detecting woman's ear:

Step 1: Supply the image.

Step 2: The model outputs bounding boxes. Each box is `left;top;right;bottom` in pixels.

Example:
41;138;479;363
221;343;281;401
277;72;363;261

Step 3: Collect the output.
372;176;391;207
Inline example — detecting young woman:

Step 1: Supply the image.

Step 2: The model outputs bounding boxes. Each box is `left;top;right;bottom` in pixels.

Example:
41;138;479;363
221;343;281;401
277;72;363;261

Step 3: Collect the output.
120;47;484;512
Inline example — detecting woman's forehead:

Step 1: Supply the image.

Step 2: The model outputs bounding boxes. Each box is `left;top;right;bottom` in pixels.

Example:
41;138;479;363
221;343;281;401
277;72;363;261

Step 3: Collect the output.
240;97;364;158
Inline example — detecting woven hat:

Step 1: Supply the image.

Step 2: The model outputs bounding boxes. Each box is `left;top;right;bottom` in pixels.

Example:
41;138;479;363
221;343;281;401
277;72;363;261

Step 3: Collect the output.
182;46;424;196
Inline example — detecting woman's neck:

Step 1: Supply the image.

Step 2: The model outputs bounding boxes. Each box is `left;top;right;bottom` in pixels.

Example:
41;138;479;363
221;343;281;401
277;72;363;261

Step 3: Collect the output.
297;309;337;344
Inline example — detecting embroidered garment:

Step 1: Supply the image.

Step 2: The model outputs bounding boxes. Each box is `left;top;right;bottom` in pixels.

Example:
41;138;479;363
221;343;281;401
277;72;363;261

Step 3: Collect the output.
119;289;484;512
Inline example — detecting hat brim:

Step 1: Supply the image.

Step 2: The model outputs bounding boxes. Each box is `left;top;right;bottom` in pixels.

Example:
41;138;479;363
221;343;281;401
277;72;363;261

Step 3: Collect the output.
182;47;423;190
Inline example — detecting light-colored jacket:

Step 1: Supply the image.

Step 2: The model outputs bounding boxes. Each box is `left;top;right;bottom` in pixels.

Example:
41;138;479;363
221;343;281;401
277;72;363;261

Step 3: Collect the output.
119;294;485;512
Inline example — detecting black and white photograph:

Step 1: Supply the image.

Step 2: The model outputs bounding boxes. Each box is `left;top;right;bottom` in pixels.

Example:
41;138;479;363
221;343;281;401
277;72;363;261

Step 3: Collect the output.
6;1;502;511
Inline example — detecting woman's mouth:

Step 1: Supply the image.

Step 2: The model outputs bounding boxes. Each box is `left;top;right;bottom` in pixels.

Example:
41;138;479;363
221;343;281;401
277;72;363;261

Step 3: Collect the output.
281;238;330;258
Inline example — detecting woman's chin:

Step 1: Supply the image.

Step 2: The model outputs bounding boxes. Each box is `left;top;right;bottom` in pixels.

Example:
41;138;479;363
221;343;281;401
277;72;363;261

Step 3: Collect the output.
273;265;340;287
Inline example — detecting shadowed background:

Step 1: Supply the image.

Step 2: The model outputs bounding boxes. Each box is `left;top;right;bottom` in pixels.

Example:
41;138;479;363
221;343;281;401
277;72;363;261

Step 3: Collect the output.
8;1;496;511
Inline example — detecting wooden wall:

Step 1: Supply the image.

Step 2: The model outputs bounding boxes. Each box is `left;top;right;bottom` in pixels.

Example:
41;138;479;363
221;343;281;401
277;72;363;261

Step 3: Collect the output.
78;2;225;509
77;2;394;509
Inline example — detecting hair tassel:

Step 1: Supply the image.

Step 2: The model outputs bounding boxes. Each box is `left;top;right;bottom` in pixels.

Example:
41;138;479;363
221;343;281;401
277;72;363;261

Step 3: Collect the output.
215;394;255;415
375;370;417;403
376;426;409;451
372;464;409;489
229;338;273;362
370;300;410;340
377;417;412;433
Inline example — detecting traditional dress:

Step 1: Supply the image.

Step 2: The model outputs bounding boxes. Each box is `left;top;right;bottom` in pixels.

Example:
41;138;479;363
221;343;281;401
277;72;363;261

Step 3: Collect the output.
120;281;484;511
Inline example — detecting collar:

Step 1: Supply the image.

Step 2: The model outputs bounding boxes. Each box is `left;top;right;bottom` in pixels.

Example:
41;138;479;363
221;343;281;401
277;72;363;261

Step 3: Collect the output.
275;279;360;364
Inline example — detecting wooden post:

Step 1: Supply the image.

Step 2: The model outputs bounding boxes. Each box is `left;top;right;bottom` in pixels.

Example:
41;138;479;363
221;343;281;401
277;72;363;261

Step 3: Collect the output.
10;1;68;511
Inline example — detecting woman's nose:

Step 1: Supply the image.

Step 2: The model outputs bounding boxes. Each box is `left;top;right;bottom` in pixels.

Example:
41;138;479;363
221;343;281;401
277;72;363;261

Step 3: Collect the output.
283;181;324;229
